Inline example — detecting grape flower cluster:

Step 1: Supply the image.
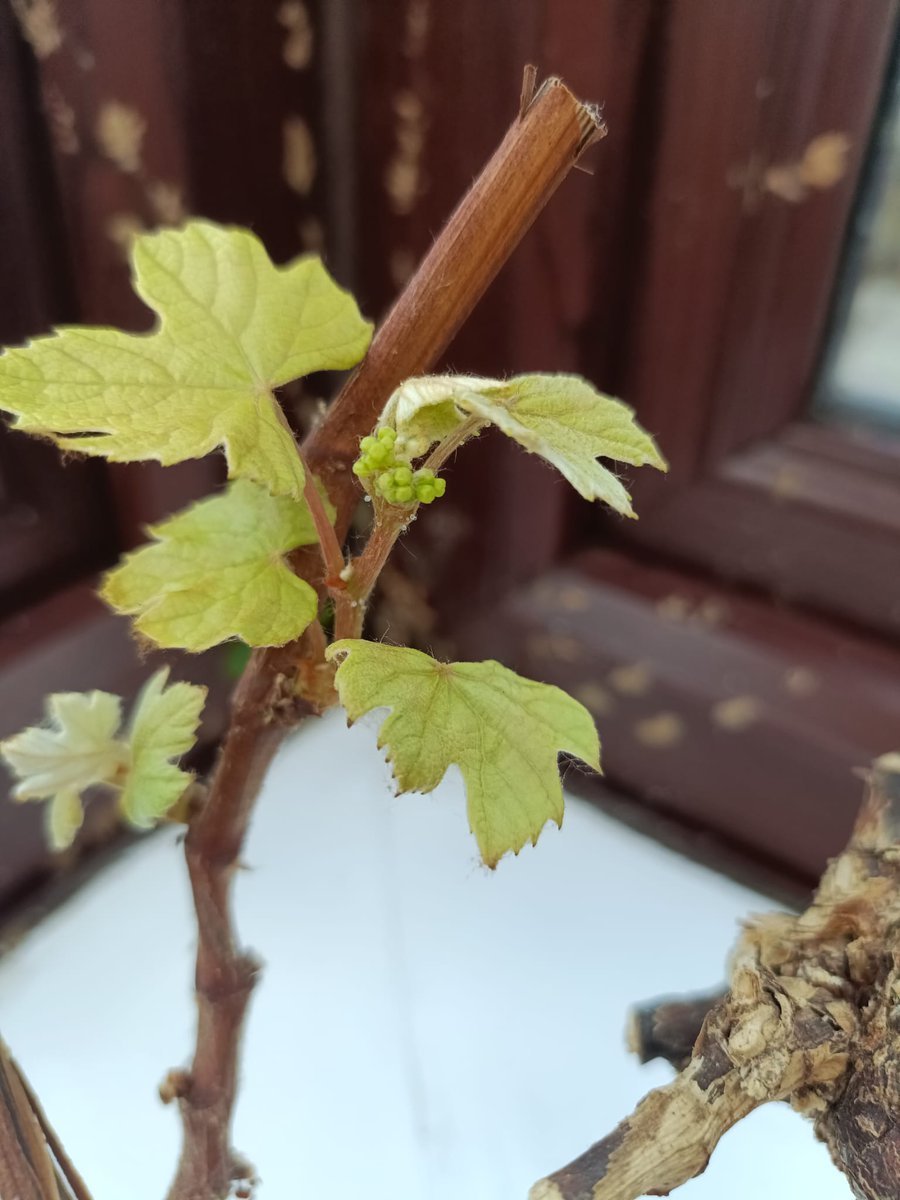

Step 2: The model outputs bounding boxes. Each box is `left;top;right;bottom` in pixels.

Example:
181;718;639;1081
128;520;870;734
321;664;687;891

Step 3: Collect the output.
352;427;446;505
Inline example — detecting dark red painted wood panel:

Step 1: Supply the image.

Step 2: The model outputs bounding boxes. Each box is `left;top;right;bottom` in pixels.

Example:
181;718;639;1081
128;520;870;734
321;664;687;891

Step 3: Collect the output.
609;0;900;634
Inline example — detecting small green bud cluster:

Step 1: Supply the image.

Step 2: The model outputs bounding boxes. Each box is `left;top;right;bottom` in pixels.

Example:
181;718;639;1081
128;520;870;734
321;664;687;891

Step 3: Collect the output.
375;465;446;505
352;427;446;505
353;427;399;476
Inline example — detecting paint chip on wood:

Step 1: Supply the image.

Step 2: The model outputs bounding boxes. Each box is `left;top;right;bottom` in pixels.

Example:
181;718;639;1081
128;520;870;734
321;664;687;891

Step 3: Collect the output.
300;216;325;253
106;212;145;255
770;463;804;500
559;586;590;612
12;0;62;59
403;0;430;58
657;594;691;622
385;89;427;215
698;597;729;627
46;86;78;154
283;115;316;195
765;132;851;202
732;132;852;210
634;712;685;749
574;683;615;718
96;102;146;174
608;662;653;697
549;635;581;662
784;667;819;698
525;633;581;663
389;248;416;289
712;695;764;732
277;1;313;70
147;181;186;225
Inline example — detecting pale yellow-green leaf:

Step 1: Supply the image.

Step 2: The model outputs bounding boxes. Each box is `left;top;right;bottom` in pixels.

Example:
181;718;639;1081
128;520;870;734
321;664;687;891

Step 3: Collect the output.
47;790;85;853
378;375;475;452
379;373;667;516
0;220;373;498
326;640;601;867
1;670;206;848
102;478;333;651
1;691;124;801
120;668;206;828
0;690;127;850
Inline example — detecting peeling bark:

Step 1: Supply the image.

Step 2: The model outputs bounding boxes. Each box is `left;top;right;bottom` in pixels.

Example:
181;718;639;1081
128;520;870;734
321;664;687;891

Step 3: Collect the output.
531;753;900;1200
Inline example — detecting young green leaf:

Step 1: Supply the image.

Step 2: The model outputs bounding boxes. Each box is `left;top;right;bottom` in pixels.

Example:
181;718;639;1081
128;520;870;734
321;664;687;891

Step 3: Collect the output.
120;668;206;827
0;220;372;499
379;375;479;451
102;478;334;651
0;669;206;848
380;373;666;516
326;640;601;867
0;690;127;849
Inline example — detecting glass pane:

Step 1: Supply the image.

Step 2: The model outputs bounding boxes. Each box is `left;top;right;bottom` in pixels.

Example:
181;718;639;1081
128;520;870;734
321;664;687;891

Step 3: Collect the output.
820;73;900;427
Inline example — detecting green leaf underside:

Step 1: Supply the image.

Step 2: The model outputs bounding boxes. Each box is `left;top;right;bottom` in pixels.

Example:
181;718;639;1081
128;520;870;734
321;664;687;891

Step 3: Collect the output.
0;669;205;849
326;640;601;868
121;669;206;827
0;220;372;499
380;373;667;516
102;478;333;651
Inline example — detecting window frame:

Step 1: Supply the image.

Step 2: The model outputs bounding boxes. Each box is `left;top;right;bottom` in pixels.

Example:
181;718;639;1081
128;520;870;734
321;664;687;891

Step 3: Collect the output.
605;0;900;637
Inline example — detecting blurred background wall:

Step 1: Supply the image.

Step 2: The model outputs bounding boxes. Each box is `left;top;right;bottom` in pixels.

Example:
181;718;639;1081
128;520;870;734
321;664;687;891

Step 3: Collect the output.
1;0;899;906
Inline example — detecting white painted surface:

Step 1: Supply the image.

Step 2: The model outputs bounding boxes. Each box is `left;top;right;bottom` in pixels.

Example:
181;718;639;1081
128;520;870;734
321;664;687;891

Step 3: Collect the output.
0;710;850;1199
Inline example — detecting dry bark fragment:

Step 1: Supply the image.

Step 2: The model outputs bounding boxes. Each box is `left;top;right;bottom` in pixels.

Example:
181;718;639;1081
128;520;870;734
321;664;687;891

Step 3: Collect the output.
626;990;724;1072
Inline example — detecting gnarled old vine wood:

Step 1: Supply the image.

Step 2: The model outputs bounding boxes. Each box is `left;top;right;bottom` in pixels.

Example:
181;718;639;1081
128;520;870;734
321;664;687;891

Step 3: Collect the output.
531;754;900;1200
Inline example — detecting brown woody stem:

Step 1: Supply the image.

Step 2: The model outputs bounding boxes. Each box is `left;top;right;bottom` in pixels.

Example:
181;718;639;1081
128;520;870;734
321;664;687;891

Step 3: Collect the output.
165;73;604;1200
335;506;408;640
